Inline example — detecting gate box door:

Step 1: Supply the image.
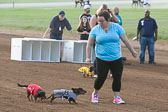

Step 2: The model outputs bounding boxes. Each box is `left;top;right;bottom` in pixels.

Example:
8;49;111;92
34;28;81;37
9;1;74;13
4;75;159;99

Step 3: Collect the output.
62;40;95;63
11;38;61;62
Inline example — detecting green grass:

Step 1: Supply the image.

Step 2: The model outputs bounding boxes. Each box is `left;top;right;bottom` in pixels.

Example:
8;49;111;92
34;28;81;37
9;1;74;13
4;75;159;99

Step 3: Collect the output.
120;9;168;40
0;0;129;3
0;0;70;3
0;8;167;40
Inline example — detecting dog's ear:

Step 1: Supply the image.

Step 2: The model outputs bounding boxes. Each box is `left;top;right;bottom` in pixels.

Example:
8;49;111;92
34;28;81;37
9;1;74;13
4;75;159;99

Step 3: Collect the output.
78;88;86;92
78;88;82;90
89;66;94;72
77;88;87;94
72;88;78;93
71;88;75;92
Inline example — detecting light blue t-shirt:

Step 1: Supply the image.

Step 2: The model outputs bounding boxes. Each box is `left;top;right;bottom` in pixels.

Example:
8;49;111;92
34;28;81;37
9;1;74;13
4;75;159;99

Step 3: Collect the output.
90;22;125;61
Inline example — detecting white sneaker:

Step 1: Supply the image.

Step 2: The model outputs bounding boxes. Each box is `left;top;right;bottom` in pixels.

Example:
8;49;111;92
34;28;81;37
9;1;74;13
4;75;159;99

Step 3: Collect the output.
113;96;125;104
91;92;98;103
132;36;137;40
93;75;97;78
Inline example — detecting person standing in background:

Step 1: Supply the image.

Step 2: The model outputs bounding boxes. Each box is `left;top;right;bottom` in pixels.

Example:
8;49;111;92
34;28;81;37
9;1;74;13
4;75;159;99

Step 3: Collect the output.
79;5;92;22
137;9;158;64
113;7;122;26
86;0;90;5
77;16;91;40
90;4;119;29
43;10;77;40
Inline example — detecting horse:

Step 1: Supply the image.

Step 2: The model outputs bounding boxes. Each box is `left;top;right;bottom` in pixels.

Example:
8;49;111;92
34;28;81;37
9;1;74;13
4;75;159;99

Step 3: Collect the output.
138;0;144;7
132;0;139;8
75;0;85;7
143;0;151;7
132;0;150;8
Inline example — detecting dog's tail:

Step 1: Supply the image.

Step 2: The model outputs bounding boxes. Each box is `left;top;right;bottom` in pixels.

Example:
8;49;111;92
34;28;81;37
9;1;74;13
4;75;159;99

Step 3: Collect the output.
47;94;53;99
17;83;28;88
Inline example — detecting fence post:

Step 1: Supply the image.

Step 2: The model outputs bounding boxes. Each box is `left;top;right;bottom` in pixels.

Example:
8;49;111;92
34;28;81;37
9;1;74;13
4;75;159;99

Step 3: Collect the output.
13;0;15;8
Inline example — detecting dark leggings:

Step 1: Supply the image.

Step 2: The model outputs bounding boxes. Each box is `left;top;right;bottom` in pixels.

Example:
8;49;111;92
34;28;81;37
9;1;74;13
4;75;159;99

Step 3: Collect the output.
94;57;123;92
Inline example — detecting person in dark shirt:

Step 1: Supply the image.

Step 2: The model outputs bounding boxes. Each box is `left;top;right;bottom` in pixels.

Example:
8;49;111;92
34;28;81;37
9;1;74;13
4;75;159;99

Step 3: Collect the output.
44;11;77;40
77;16;91;40
79;5;92;22
137;10;158;64
86;0;90;5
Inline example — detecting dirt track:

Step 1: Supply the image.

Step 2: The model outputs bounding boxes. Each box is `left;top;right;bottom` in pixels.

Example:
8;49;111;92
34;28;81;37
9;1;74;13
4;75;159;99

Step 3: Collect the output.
0;31;168;112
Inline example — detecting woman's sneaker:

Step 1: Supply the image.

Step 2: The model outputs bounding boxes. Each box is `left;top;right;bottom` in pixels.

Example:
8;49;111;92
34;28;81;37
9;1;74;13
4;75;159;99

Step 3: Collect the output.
91;92;98;103
113;96;125;104
93;74;97;78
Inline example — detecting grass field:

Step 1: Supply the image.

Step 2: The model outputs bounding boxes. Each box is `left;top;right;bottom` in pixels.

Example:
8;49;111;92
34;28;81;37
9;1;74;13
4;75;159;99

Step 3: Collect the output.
0;0;129;3
0;7;167;40
0;0;168;40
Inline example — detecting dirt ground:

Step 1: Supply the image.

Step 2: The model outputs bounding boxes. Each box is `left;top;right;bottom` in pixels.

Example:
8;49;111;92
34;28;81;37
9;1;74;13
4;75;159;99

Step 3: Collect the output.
0;29;168;112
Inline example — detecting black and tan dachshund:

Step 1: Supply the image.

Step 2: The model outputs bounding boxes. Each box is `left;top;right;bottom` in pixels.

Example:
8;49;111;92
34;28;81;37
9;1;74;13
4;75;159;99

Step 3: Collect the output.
47;88;87;104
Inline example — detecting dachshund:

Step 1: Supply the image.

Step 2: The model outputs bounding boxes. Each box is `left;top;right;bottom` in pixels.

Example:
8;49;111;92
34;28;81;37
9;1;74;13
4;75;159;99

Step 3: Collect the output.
47;88;87;104
78;66;94;77
17;83;46;102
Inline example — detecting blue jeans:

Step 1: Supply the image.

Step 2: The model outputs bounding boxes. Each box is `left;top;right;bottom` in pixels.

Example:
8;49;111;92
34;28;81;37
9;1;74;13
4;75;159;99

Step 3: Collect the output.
139;36;155;63
50;34;62;40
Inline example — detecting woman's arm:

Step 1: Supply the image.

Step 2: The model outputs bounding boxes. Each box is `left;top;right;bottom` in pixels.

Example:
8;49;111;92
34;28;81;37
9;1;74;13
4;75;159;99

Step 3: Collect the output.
120;33;138;58
90;15;97;29
77;31;88;35
109;9;119;23
42;27;50;38
69;30;78;40
86;36;95;63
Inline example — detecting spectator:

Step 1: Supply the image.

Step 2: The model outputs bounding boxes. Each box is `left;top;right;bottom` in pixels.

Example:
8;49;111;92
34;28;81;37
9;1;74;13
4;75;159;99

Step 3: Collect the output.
86;0;90;5
137;10;158;64
79;5;92;22
44;10;77;40
86;11;137;104
113;7;122;26
90;4;119;29
77;16;91;40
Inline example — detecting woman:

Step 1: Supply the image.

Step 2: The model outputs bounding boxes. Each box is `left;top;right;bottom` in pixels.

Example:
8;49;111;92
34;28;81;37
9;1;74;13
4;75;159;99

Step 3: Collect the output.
86;11;138;104
90;4;119;77
90;4;119;29
77;16;91;40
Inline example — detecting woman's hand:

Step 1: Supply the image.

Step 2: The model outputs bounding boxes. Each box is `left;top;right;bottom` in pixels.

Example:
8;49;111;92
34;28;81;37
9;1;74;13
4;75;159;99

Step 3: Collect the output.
132;50;138;58
86;58;91;64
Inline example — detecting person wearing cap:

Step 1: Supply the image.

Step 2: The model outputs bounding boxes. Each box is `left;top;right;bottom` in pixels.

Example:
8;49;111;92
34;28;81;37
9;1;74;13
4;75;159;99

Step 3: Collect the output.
46;11;77;40
79;5;92;22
